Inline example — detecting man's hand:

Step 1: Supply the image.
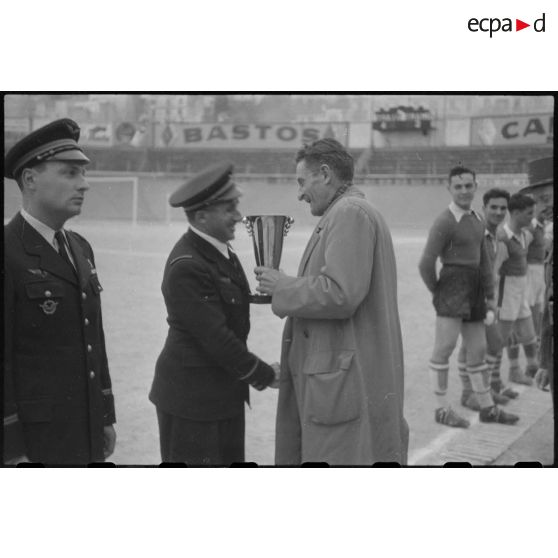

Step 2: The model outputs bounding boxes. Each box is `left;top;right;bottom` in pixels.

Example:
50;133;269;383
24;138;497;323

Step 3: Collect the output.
534;368;550;391
254;266;286;297
5;454;31;465
270;362;281;389
103;425;116;459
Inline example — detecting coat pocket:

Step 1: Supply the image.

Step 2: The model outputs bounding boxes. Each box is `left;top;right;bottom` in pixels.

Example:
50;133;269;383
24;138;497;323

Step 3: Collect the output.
302;350;361;426
24;281;65;300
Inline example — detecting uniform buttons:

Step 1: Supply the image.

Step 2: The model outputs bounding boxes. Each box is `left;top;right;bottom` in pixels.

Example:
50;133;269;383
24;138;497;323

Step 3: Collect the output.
82;292;87;300
84;318;90;326
87;344;92;352
89;371;95;379
231;298;236;303
45;290;52;297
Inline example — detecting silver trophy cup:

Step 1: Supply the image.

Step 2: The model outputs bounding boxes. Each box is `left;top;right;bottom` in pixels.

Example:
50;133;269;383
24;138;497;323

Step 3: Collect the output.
243;215;294;304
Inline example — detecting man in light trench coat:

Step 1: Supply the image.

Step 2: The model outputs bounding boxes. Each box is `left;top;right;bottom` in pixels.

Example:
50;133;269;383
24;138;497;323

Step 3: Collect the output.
255;138;409;465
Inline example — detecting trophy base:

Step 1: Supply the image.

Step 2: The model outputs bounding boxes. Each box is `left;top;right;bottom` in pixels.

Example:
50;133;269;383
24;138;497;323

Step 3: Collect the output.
249;294;272;304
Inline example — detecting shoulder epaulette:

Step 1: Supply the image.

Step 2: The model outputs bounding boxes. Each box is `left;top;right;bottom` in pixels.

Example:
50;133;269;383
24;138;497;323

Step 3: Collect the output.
170;255;194;266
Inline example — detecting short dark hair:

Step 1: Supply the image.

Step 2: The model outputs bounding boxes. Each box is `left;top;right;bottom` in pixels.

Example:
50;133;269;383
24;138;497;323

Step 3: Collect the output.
508;193;536;212
295;138;354;183
483;188;510;207
449;166;476;182
15;162;47;191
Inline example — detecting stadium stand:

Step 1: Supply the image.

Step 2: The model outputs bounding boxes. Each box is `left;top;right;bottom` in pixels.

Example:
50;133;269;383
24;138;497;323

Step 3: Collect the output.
32;144;551;177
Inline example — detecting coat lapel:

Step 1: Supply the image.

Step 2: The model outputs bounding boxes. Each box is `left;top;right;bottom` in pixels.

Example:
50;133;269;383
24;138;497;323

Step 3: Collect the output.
298;227;322;276
188;230;249;290
17;215;78;285
297;187;364;276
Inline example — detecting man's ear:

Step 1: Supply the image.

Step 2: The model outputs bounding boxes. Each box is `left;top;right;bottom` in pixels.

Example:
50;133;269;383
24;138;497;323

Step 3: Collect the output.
195;208;207;224
20;168;36;191
320;163;332;184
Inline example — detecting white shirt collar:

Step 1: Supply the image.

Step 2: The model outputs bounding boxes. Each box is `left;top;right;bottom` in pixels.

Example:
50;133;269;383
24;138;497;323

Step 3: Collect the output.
485;227;497;239
448;202;480;223
189;225;230;259
503;223;526;246
20;209;58;249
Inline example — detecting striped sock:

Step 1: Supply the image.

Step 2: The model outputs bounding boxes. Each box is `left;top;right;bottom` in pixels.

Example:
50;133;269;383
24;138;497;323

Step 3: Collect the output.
524;340;539;369
467;363;493;409
429;361;449;409
507;341;520;371
458;359;472;394
488;352;503;390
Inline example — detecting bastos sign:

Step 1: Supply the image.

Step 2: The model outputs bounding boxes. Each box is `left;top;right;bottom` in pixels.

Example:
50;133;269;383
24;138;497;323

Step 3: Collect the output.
471;114;553;146
154;122;350;149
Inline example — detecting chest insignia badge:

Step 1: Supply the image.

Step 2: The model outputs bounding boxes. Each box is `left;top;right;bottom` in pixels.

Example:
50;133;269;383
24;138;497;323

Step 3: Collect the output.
39;299;59;315
28;268;48;278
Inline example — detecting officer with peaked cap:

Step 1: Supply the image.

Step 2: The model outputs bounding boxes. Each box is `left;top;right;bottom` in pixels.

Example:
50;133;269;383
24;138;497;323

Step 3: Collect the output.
520;157;555;419
3;118;116;465
149;161;279;464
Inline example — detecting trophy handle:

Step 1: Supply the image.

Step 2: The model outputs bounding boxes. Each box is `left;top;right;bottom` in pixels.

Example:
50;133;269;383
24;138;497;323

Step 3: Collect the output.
242;217;254;237
283;217;294;237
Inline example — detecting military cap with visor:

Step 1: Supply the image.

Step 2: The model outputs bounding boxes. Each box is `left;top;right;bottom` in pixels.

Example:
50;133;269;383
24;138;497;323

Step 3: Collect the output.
169;161;242;211
519;156;553;194
4;118;90;180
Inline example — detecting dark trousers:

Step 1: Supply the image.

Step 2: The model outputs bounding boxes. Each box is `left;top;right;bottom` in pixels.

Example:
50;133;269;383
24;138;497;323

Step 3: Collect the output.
156;408;245;465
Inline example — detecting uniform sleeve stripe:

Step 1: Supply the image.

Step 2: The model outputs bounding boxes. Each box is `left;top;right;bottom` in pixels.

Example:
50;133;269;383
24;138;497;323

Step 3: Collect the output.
102;388;113;396
239;360;258;380
4;413;19;426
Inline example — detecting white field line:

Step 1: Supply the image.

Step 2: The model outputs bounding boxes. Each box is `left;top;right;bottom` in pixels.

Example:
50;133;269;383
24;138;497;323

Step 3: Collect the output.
408;384;529;465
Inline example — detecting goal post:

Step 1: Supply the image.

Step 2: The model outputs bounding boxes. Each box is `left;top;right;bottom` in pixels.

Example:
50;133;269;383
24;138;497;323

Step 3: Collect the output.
81;175;140;225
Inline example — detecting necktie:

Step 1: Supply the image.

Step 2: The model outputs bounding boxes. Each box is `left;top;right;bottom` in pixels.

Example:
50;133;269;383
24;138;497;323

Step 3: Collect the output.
228;247;242;274
54;230;76;273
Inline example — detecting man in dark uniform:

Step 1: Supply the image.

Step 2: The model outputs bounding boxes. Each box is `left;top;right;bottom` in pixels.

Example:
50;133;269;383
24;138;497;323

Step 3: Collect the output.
4;118;116;465
149;162;278;465
520;158;554;416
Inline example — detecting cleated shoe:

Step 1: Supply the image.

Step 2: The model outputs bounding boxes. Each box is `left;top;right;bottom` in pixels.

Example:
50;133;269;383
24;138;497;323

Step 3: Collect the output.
479;405;519;425
491;390;510;405
492;379;519;399
509;366;533;386
435;407;470;428
501;386;519;399
462;393;481;411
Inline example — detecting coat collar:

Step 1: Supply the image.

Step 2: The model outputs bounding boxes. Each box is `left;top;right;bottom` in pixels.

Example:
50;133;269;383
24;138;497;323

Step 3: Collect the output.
448;202;481;223
298;186;363;276
9;213;90;287
188;225;230;259
186;228;249;290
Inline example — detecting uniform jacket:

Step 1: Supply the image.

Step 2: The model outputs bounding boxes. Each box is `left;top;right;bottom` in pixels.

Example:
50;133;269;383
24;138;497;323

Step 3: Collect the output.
3;212;115;464
149;229;274;421
540;238;553;376
271;188;408;465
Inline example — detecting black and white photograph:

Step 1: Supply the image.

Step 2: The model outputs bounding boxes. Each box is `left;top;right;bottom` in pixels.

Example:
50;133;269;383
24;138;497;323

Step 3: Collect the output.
1;1;557;556
3;93;554;467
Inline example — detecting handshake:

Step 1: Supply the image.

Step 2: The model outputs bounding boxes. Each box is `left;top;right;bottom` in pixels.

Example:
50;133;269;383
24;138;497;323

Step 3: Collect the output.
269;362;281;389
247;360;281;391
